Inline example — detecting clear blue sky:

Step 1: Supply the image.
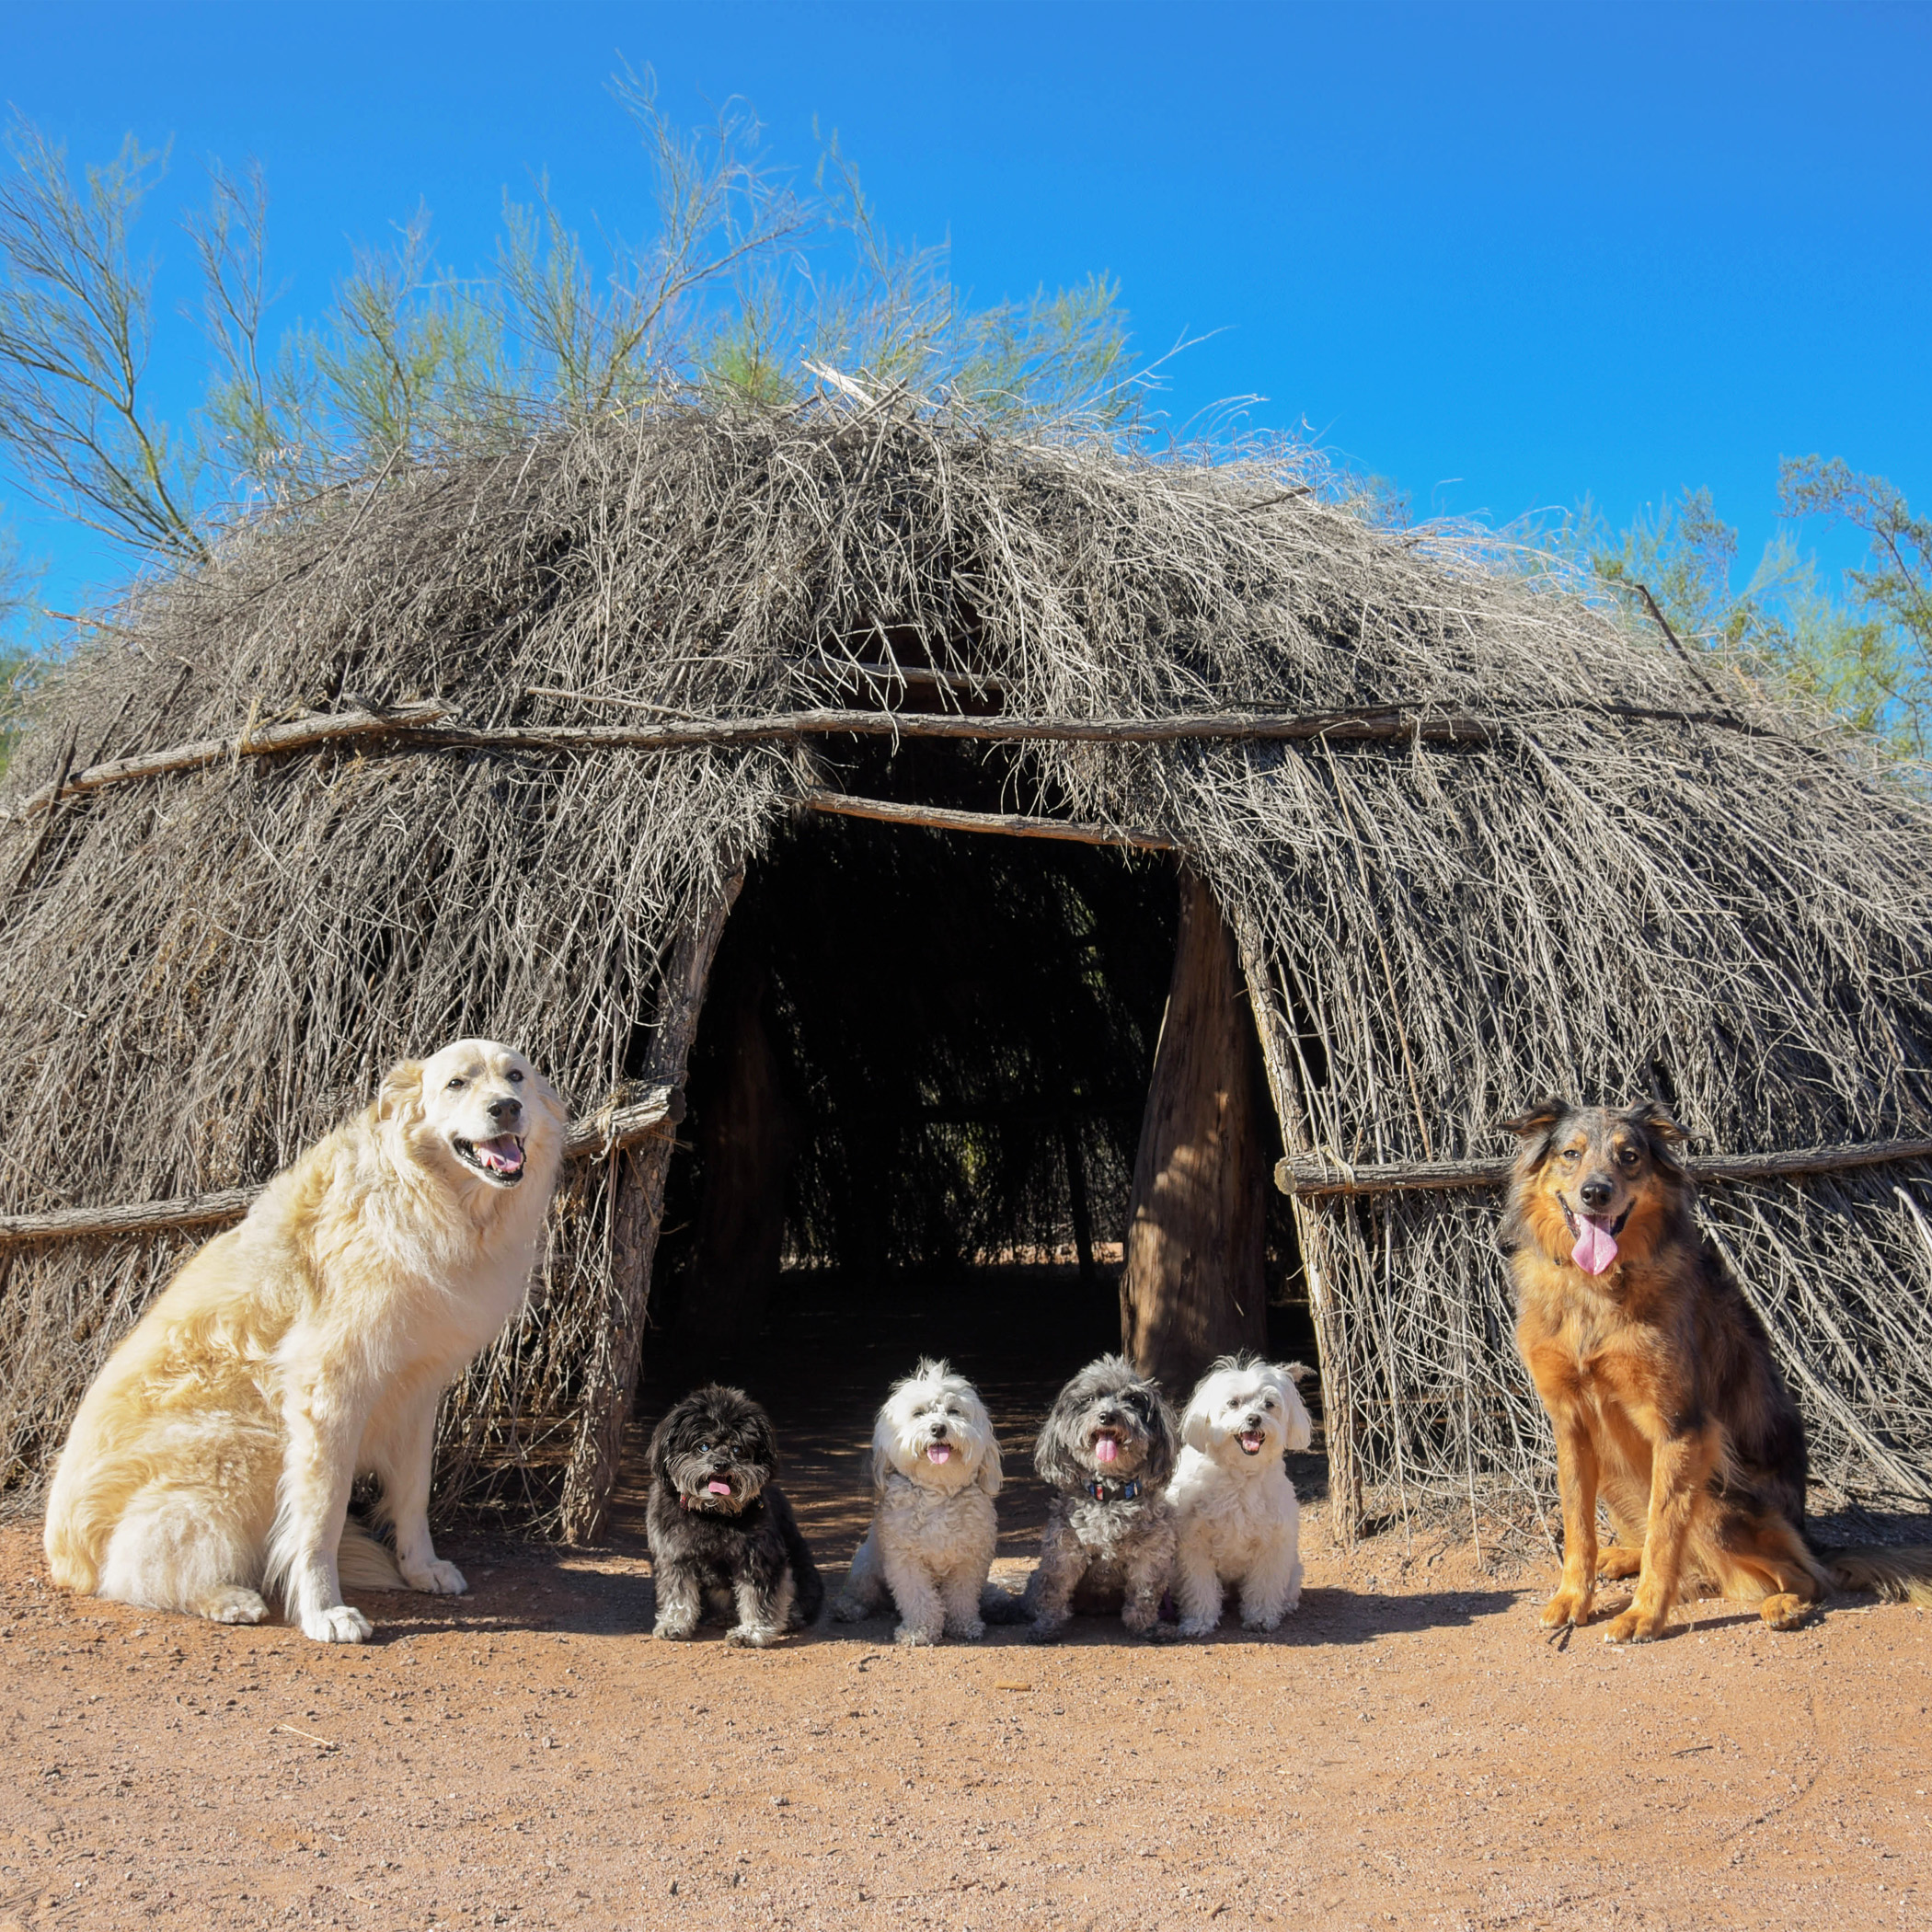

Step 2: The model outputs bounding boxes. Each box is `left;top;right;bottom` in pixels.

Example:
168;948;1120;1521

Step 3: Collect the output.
2;0;1927;614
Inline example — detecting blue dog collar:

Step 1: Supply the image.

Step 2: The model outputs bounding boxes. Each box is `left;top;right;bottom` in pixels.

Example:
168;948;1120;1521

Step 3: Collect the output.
1085;1477;1142;1502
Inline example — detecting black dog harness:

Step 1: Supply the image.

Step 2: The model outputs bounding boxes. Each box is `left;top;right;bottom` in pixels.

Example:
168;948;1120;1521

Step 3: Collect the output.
1084;1477;1142;1502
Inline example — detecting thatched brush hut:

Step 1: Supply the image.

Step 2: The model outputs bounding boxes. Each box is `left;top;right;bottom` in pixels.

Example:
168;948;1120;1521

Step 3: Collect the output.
5;405;1932;1542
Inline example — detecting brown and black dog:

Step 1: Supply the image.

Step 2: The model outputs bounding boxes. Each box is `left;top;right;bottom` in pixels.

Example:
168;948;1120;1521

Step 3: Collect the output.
1502;1098;1932;1642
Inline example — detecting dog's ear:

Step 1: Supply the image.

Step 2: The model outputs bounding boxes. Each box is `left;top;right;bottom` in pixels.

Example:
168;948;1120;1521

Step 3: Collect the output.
1179;1387;1213;1455
376;1058;425;1121
1269;1364;1315;1455
1626;1099;1689;1179
974;1423;1004;1498
1136;1381;1180;1489
1501;1098;1570;1167
529;1064;567;1127
1032;1397;1083;1491
868;1409;896;1492
749;1404;780;1478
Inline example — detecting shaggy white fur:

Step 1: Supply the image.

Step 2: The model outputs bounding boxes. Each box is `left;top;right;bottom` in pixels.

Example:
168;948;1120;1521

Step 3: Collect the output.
833;1359;1003;1645
1167;1354;1314;1637
43;1041;564;1643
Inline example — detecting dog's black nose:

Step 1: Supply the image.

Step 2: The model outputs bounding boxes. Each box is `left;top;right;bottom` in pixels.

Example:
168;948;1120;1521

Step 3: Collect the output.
1098;1407;1121;1425
1580;1177;1615;1210
488;1096;523;1124
1245;1413;1262;1429
931;1421;949;1438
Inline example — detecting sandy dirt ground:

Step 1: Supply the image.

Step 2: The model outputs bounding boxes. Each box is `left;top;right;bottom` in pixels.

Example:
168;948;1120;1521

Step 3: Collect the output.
5;1270;1930;1931
5;1510;1931;1931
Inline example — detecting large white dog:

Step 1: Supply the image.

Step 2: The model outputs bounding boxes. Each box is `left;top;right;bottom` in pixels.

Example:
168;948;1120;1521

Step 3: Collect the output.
833;1358;1003;1645
1167;1353;1313;1637
43;1040;564;1643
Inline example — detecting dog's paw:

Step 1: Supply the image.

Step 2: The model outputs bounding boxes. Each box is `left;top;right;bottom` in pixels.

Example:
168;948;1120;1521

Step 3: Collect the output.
1138;1617;1181;1643
652;1620;697;1641
1026;1619;1065;1645
301;1604;373;1644
1603;1604;1669;1645
1539;1589;1593;1629
893;1622;939;1648
830;1596;868;1624
726;1624;781;1650
198;1585;270;1625
401;1558;467;1596
942;1616;986;1643
1177;1615;1217;1639
1240;1611;1284;1633
1758;1592;1815;1631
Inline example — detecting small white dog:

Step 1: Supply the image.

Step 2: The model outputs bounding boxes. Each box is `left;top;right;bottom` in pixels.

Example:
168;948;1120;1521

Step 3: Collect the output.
833;1359;1003;1645
43;1040;564;1643
1167;1353;1314;1637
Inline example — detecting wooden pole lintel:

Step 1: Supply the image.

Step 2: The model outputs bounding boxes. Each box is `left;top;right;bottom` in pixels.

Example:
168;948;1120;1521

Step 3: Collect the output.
797;787;1176;851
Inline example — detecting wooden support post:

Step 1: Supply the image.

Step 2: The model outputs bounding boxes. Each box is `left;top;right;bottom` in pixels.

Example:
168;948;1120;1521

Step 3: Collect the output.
1233;903;1363;1544
680;964;799;1348
1120;868;1270;1397
558;870;744;1544
1061;1121;1098;1284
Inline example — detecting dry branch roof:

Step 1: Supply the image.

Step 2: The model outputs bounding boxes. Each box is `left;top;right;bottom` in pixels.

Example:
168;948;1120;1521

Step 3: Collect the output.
5;402;1931;1521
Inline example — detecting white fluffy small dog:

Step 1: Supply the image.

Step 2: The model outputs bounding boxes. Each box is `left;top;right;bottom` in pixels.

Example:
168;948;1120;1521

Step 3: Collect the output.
43;1041;564;1643
833;1358;1003;1645
1167;1353;1314;1637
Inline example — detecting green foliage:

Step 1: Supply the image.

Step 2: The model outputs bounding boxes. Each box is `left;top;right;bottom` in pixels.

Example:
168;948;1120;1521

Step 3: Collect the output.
1570;475;1932;765
0;119;205;558
0;76;1140;553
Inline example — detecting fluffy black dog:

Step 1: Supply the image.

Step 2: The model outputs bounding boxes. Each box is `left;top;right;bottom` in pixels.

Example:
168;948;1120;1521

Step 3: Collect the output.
1019;1353;1180;1642
644;1384;822;1647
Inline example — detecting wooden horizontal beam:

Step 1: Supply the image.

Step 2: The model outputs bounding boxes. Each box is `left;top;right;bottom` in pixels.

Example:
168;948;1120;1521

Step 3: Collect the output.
1274;1133;1932;1199
6;694;1799;825
4;703;1498;822
795;787;1177;851
4;702;450;822
0;1085;684;1248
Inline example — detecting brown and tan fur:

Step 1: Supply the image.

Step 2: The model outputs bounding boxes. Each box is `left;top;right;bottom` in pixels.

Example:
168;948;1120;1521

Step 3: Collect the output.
1502;1098;1932;1643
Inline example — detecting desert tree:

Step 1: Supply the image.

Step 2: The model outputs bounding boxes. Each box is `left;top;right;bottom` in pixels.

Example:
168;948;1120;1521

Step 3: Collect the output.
0;118;206;560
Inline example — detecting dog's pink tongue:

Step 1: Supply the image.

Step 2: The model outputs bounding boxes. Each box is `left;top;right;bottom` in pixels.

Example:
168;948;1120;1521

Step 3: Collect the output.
1572;1215;1619;1275
1094;1437;1119;1464
707;1479;731;1497
926;1443;951;1464
476;1134;524;1175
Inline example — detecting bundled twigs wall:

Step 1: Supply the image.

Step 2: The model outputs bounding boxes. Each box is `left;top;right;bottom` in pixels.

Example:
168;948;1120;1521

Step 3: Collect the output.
6;401;1932;1535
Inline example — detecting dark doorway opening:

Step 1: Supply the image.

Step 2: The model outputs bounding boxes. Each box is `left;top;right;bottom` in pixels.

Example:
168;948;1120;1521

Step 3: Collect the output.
629;775;1312;1560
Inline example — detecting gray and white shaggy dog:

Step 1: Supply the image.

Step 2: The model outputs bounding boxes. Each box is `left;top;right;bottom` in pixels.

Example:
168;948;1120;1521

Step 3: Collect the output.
644;1384;823;1647
833;1358;1005;1645
1019;1353;1180;1643
1167;1353;1313;1637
